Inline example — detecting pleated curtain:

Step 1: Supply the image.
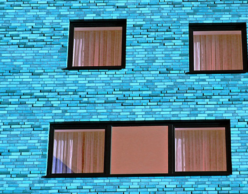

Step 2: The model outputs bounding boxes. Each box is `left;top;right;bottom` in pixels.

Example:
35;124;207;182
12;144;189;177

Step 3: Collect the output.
73;29;122;67
52;130;105;174
175;128;227;172
194;33;243;70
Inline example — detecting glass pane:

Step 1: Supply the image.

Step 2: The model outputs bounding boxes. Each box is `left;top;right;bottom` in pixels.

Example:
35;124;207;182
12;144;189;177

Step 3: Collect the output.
52;129;105;174
193;31;242;71
73;27;122;67
175;127;226;172
111;126;168;174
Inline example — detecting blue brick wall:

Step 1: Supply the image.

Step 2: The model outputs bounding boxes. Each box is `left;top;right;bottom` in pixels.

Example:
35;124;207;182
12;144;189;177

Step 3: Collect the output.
0;0;248;193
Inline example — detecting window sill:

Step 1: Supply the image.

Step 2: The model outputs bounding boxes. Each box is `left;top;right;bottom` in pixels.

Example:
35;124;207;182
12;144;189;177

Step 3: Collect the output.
42;171;232;178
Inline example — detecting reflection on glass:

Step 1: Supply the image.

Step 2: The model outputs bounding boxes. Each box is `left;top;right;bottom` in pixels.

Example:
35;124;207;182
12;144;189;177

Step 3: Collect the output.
52;129;105;174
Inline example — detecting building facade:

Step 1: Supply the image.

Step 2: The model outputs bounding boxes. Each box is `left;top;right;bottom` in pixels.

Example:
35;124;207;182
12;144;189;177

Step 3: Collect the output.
0;0;248;193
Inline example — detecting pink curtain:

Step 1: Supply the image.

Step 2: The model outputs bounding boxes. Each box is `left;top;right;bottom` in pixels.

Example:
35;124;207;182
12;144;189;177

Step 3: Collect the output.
73;29;122;67
175;128;226;172
52;130;105;174
194;33;243;70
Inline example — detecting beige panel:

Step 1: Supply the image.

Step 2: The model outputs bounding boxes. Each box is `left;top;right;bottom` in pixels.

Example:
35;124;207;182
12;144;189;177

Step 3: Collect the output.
111;126;168;174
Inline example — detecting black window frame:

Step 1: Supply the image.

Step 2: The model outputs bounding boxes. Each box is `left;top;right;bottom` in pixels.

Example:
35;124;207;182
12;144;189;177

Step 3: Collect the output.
188;23;247;74
44;120;231;178
65;19;127;70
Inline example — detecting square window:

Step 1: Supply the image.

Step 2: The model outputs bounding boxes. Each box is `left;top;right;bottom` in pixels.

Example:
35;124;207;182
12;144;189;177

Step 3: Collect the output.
189;23;247;73
175;127;227;172
52;129;105;174
67;19;126;70
110;126;168;174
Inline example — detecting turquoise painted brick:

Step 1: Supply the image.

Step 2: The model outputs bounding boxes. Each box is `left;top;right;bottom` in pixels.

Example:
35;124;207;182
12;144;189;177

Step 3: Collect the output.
0;0;248;193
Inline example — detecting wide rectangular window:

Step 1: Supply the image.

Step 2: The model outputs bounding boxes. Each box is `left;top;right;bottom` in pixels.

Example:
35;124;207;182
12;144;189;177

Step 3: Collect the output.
44;120;231;178
189;23;247;74
66;19;126;70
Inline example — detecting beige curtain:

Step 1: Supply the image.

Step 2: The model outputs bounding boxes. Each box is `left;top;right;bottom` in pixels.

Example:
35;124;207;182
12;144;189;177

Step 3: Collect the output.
73;30;122;67
52;130;105;173
175;128;226;172
194;34;242;70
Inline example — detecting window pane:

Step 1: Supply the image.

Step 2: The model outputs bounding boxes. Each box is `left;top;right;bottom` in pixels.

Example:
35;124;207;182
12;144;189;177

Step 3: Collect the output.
52;129;105;174
193;31;243;71
111;126;168;174
73;27;122;67
175;127;227;172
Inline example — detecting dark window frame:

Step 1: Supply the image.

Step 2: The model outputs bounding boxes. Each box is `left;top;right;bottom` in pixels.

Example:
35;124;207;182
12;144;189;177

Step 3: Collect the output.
188;23;247;74
65;19;127;70
44;120;231;178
